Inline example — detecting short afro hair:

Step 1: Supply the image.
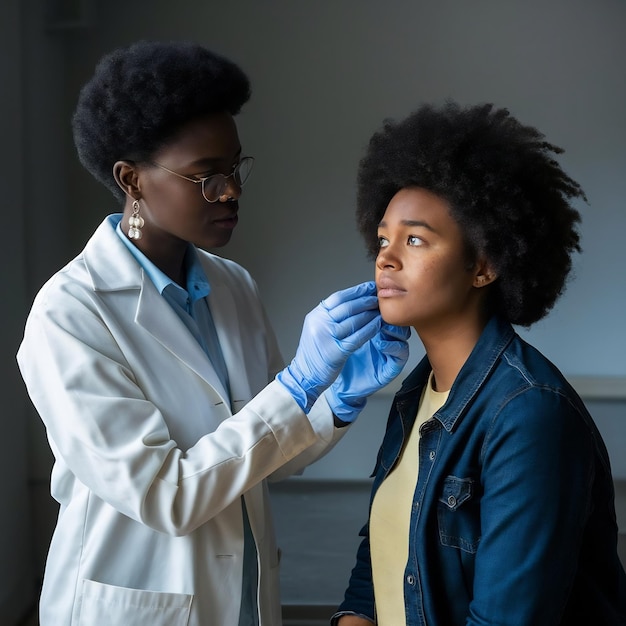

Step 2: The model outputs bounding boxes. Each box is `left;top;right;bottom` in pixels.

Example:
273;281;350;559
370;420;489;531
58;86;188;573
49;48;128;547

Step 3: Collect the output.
357;101;586;327
72;40;251;202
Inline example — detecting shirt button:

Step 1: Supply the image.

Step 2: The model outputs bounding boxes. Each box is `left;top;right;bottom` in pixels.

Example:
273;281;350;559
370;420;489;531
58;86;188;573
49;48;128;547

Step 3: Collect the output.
447;495;457;507
406;574;416;585
429;451;436;461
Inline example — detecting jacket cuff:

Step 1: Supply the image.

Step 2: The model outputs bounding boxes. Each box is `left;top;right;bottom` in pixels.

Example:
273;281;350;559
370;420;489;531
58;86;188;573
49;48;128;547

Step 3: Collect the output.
331;611;376;625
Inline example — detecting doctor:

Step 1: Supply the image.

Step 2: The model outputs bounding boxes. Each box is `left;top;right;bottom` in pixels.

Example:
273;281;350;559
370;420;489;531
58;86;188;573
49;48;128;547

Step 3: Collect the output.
17;41;410;626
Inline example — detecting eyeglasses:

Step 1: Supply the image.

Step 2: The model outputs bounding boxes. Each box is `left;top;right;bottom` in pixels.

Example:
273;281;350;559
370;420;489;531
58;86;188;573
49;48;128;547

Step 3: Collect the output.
150;156;255;203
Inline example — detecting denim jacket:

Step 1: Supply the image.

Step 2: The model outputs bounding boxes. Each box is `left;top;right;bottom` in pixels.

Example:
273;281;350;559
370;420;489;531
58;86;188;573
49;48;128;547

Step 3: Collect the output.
335;316;626;625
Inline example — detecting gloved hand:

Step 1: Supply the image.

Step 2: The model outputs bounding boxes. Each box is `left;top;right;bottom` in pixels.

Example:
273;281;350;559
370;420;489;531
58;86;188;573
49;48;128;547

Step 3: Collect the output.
326;323;411;423
276;282;381;412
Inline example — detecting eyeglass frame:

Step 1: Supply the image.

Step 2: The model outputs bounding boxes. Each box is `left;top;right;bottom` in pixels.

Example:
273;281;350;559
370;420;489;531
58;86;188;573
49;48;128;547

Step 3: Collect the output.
148;156;255;203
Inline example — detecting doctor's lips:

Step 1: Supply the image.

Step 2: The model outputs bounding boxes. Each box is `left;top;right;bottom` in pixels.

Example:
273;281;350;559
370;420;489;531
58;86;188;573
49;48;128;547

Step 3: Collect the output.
376;276;406;298
213;211;239;229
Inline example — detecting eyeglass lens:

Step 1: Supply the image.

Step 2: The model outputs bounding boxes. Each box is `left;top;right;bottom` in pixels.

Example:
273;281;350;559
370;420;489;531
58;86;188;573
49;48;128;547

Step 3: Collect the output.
203;157;254;201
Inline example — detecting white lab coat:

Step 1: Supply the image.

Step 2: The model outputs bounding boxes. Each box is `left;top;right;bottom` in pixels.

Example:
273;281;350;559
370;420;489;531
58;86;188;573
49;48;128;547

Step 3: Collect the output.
17;216;345;626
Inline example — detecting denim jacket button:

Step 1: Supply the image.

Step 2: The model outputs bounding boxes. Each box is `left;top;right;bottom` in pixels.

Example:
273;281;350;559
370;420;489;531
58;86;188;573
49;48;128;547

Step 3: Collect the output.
429;450;436;461
406;574;416;585
447;495;457;507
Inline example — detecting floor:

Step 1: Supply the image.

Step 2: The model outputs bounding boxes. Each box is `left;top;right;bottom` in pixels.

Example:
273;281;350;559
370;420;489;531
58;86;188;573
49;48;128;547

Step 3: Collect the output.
17;479;626;626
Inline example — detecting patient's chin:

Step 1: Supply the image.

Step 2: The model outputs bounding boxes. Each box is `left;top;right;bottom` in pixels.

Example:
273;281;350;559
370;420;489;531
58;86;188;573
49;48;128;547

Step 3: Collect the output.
379;305;409;328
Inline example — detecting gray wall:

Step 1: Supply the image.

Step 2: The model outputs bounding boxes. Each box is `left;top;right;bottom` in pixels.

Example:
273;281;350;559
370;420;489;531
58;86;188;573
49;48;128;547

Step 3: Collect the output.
61;0;626;473
64;0;626;379
2;1;75;620
3;0;625;620
0;4;32;624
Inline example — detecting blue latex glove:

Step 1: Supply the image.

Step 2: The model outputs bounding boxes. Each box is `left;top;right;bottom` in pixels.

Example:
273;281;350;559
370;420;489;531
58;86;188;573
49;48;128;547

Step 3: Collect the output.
326;323;411;423
276;282;381;412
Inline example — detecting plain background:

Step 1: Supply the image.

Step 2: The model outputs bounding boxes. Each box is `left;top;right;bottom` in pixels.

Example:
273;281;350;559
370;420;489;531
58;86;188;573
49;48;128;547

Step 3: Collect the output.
2;1;625;622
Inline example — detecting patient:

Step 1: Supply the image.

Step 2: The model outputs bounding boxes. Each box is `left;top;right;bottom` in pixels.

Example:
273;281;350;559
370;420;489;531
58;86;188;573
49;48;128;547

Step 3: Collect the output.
333;101;626;625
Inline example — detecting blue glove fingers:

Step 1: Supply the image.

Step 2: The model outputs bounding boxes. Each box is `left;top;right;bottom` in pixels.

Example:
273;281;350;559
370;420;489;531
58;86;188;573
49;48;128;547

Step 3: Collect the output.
333;308;380;341
335;312;382;353
374;339;409;363
372;324;411;357
320;281;376;311
379;323;411;342
326;323;411;423
323;295;379;326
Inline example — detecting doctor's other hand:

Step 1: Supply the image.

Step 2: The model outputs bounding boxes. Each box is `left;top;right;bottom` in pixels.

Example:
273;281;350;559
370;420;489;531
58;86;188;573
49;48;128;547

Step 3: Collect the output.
276;282;381;413
326;322;411;424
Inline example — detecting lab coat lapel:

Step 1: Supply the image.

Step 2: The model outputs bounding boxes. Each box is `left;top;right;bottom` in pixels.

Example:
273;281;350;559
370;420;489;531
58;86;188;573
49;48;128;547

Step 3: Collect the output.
134;281;232;406
84;217;235;408
207;277;253;414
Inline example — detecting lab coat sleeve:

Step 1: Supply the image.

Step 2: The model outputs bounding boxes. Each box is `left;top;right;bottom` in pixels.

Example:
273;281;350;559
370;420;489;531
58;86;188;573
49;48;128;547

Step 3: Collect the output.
17;279;331;537
268;390;351;483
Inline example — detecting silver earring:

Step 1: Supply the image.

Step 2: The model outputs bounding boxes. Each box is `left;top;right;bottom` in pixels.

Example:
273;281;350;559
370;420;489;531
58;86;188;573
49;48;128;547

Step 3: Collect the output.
128;200;144;240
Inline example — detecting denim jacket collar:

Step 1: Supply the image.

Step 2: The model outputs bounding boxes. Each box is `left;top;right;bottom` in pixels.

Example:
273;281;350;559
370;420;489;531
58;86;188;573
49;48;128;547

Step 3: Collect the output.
394;316;516;434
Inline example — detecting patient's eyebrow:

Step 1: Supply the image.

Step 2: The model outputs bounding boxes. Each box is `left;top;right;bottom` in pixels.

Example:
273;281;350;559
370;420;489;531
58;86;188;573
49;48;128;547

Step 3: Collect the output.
378;219;437;233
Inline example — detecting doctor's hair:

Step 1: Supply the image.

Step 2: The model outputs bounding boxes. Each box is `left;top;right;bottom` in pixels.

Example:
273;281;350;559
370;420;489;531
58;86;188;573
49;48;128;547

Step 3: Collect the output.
356;101;586;327
72;40;251;203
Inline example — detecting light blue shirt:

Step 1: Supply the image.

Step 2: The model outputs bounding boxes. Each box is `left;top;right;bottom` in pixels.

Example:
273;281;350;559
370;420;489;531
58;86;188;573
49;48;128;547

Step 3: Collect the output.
112;215;258;625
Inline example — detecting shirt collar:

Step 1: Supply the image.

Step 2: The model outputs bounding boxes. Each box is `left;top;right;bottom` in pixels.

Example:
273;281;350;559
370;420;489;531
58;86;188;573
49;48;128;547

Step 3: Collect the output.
395;316;516;433
111;214;210;302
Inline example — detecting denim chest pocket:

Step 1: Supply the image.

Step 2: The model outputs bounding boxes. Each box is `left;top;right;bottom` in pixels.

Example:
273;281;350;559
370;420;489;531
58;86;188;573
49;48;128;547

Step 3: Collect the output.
437;475;481;554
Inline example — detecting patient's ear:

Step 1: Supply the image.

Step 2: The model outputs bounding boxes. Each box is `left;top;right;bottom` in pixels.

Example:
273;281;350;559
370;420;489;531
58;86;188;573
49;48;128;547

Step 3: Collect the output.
472;259;497;288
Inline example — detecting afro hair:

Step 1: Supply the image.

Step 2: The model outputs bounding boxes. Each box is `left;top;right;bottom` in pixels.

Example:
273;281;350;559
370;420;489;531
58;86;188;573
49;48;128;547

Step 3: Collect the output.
357;101;586;326
72;40;251;202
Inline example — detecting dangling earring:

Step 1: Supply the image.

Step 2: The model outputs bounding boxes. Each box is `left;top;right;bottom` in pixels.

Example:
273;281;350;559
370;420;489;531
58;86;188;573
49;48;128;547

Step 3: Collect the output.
128;200;144;240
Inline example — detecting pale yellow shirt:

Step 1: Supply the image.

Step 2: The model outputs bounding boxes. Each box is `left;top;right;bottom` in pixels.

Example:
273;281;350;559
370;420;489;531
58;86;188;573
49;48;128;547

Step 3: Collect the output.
370;372;449;626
